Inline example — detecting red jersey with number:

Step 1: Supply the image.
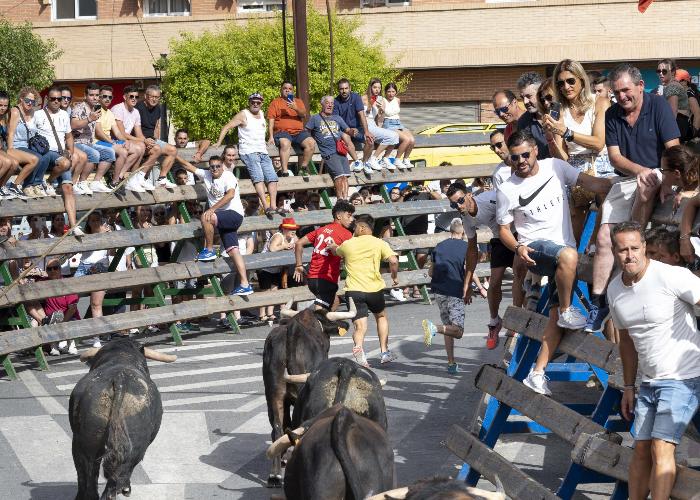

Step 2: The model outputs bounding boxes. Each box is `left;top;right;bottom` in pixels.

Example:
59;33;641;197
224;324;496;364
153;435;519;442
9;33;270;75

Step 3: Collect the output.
305;222;353;283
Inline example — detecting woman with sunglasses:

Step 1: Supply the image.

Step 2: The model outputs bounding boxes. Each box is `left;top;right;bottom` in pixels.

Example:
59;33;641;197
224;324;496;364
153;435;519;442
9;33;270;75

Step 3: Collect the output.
5;87;45;197
0;90;21;199
382;82;415;169
657;59;692;142
544;59;611;240
362;78;402;171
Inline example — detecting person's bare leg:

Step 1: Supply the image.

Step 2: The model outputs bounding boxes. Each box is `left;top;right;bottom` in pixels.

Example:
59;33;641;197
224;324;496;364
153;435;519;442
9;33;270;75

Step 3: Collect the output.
300;137;315;170
7;150;38;186
591;223;614;296
267;181;278;210
60;183;78;227
226;247;250;287
362;142;373;163
91;290;106;318
141;145;162;174
401;130;415;159
159;145;177;178
512;257;526;308
631;183;660;227
374;144;389;159
25;302;46;323
254;181;270;211
396;134;409;157
488;266;506;320
201;217;215;249
375;311;389;352
434;324;464;339
93;160;112;183
628;440;652;500
278;138;291;174
533;310;564;372
352;317;368;350
650;439;677;499
554;247;578;311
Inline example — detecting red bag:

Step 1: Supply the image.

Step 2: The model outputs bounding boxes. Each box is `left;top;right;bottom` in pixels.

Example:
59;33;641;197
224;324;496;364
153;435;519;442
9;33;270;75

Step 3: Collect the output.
335;139;348;155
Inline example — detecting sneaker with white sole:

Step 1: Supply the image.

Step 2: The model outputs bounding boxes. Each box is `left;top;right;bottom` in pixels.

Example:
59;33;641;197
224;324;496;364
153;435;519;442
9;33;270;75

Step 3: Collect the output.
140;173;156;191
125;175;146;193
43;183;57;196
389;288;406;302
380;351;397;364
49;346;61;356
422;319;437;346
350;160;363;172
362;162;374;175
91;337;102;348
157;177;177;189
79;181;93;195
352;346;369;368
196;248;217;261
403;159;414;169
71;226;85;238
382;158;396;171
487;316;502;350
6;182;27;199
72;182;86;195
523;369;552;396
395;158;407;170
66;341;78;355
557;306;587;330
367;156;383;171
90;180;111;193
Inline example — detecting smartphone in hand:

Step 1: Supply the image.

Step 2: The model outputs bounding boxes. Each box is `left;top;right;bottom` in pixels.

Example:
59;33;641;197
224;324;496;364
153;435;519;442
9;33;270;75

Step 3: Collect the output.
549;101;561;121
287;93;294;103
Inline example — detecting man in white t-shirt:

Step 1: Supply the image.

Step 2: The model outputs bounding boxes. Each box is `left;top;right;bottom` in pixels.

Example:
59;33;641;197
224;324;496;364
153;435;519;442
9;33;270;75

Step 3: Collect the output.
489;129;512;191
607;221;700;500
497;130;612;395
178;155;253;296
447;181;514;350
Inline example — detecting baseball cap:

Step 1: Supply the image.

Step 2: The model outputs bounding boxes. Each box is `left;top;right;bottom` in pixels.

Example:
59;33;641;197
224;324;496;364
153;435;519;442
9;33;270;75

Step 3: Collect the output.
248;92;263;102
676;69;691;83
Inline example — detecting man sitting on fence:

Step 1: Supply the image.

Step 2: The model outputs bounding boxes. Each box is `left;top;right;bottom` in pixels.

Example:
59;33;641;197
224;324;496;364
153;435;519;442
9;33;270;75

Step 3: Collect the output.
608;221;700;500
177;155;253;296
496;130;612;396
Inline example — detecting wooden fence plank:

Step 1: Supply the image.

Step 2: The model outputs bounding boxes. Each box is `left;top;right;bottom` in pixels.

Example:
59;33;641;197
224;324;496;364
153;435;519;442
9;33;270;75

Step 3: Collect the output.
0;269;430;356
445;424;558;500
571;433;700;500
474;364;622;446
0;164;497;218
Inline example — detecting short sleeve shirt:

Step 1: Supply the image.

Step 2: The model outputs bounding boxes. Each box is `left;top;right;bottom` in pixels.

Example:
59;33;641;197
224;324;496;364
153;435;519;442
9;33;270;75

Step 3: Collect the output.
517;112;551;160
34;109;70;152
605;92;680;170
135;101;161;139
44;293;81;320
306;114;349;158
334;92;364;130
496;158;580;247
70;101;96;145
267;97;306;135
607;259;700;381
112;102;141;135
492;162;512;191
336;234;397;292
194;168;245;215
305;222;353;283
430;238;467;298
462;190;500;239
663;80;689;113
96;109;116;141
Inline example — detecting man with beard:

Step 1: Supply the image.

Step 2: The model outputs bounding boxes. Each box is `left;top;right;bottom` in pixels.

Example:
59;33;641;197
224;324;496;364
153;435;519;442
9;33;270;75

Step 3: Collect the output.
516;72;551;159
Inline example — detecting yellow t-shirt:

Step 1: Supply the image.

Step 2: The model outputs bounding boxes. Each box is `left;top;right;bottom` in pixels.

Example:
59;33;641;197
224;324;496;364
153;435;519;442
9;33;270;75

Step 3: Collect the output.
95;109;116;142
336;234;397;292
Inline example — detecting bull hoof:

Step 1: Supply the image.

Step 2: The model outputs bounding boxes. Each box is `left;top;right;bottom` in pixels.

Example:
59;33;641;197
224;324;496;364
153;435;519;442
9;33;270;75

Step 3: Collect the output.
281;458;287;467
121;486;132;497
267;474;283;488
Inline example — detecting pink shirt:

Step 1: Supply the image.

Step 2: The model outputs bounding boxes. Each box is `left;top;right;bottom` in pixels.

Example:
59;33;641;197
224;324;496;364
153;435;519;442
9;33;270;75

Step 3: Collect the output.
111;102;141;135
44;294;81;320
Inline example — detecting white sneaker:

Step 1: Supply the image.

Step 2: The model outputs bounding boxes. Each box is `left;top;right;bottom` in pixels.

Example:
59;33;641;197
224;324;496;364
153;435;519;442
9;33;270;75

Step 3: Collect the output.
367;156;383;171
362;162;373;175
78;181;93;195
91;337;102;348
380;351;397;364
49;346;60;356
125;175;146;193
389;288;406;302
43;183;57;196
157;177;177;189
557;306;587;330
352;346;369;368
71;226;85;238
67;341;78;355
128;328;140;335
147;325;160;333
395;158;407;170
350;160;363;173
382;158;396;171
72;182;85;195
90;180;111;193
403;159;414;169
33;185;48;197
58;340;67;350
140;173;155;191
523;369;552;396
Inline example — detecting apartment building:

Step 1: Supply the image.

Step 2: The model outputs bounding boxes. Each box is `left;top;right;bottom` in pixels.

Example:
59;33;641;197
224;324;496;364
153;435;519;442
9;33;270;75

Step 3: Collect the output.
3;0;699;128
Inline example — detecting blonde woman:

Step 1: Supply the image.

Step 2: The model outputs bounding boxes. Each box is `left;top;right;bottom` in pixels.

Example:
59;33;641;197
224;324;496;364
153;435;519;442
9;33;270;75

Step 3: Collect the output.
543;59;611;239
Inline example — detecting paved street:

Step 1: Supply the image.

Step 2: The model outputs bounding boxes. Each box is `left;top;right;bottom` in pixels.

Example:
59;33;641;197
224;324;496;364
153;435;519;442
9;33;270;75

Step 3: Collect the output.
0;288;623;500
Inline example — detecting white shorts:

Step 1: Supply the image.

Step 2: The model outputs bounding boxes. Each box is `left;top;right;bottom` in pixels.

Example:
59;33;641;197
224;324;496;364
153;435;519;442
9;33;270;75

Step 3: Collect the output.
600;177;637;225
368;122;399;146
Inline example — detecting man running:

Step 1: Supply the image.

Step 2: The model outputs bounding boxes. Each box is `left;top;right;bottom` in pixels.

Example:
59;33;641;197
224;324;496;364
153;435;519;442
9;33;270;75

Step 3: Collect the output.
293;200;355;310
328;214;399;367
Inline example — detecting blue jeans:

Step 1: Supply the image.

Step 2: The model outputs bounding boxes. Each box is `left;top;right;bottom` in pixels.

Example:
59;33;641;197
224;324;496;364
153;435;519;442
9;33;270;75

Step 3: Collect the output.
633;376;700;444
526;240;569;277
240;152;278;184
76;142;116;163
18;147;51;188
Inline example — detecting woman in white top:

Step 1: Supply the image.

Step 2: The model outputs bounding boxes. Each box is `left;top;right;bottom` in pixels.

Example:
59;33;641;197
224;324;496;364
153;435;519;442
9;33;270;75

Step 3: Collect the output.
383;82;415;168
543;59;611;241
257;218;298;322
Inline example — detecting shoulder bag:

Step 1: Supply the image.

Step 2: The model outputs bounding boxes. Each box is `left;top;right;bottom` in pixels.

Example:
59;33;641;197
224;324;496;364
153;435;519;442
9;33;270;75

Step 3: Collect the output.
319;114;349;156
16;106;49;155
45;110;70;159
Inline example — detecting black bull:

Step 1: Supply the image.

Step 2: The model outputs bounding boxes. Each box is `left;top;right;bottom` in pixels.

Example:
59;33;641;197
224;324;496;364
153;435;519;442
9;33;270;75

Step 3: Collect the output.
69;338;175;500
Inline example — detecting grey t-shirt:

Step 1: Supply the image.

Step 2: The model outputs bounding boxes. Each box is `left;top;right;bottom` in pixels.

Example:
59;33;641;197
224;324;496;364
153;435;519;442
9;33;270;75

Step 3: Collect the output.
306;113;349;158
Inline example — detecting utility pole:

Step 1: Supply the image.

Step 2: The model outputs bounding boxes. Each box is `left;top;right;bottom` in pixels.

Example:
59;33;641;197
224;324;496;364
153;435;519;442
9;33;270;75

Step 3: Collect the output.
292;0;310;109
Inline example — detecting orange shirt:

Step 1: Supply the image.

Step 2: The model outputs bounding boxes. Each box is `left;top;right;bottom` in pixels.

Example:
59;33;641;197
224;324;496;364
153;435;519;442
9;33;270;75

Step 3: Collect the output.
267;97;306;135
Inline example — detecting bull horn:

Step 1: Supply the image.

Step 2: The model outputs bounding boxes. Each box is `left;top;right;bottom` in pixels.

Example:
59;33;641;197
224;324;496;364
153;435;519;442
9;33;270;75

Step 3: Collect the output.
367;487;408;500
79;347;101;363
280;299;299;318
379;378;387;387
283;370;309;384
143;348;177;363
266;426;306;459
326;297;357;321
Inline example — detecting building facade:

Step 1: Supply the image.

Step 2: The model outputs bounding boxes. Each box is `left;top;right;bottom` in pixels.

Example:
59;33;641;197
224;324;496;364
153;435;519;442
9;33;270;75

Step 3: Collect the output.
3;0;700;128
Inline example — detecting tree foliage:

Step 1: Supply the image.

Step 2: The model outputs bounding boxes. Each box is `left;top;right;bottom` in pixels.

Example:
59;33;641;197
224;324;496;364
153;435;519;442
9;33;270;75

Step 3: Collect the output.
0;20;62;100
162;8;409;140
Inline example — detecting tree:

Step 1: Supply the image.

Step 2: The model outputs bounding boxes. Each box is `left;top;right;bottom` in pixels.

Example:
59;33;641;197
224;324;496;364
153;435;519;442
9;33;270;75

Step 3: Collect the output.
0;20;62;100
162;8;410;141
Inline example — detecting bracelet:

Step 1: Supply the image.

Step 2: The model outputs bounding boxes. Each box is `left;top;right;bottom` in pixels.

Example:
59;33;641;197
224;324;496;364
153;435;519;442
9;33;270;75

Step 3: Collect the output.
515;243;523;253
680;234;691;240
624;384;635;389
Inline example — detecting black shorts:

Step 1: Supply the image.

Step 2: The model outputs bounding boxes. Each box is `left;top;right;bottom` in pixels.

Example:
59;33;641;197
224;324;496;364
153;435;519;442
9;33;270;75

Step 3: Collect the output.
273;130;312;149
307;278;339;309
216;209;244;252
490;238;515;269
257;270;282;290
345;290;385;319
322;154;351;180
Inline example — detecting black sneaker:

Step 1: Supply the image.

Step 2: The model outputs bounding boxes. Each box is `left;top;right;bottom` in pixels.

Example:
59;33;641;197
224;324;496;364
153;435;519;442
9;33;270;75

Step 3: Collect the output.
41;311;64;326
6;182;28;199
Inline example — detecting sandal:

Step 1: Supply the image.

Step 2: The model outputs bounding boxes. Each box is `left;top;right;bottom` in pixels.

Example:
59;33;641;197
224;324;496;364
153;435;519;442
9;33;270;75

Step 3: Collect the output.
265;208;276;218
276;207;289;215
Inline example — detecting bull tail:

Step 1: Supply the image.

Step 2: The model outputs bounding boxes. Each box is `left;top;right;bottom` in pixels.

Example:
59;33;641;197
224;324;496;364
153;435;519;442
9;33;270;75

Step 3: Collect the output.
332;360;357;406
330;406;365;500
102;372;132;487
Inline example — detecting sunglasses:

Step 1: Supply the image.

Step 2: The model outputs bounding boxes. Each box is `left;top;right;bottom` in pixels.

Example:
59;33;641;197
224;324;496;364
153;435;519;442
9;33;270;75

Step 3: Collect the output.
46;265;61;271
449;196;466;210
146;94;161;99
210;164;223;169
62;96;72;101
490;141;504;150
494;102;512;115
48;96;62;102
23;98;36;105
127;94;139;100
510;151;532;161
100;95;113;100
556;77;577;88
541;94;554;102
656;68;669;75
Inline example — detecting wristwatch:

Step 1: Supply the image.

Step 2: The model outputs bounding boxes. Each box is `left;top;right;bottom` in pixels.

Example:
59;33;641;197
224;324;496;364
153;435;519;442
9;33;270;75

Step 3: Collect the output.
563;128;574;142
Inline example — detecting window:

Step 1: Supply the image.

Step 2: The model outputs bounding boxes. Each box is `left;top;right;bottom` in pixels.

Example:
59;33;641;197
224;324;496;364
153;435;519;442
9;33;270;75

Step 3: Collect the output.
361;0;410;7
237;0;283;13
53;0;96;20
145;0;191;16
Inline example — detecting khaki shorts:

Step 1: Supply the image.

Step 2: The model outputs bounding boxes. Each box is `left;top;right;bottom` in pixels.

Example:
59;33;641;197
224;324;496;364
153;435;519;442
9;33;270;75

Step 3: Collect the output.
600;177;637;225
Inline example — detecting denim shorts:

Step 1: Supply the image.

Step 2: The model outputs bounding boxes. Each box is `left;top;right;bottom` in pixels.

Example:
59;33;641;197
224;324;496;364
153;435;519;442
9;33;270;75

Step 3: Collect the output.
525;240;569;277
322;153;351;180
367;122;399;146
74;261;108;277
46;151;72;185
240;152;278;184
273;130;312;148
76;142;116;163
633;376;700;444
383;118;403;131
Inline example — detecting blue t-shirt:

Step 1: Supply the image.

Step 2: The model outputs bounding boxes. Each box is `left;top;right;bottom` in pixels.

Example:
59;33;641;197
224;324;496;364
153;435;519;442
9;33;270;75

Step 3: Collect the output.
605;92;680;171
430;238;467;299
517;112;551;160
306;114;349;158
334;92;364;130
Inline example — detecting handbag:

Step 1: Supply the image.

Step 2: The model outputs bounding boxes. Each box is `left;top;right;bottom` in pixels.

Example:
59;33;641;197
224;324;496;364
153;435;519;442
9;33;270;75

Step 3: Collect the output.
16;106;49;155
319;114;349;156
45;110;70;159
